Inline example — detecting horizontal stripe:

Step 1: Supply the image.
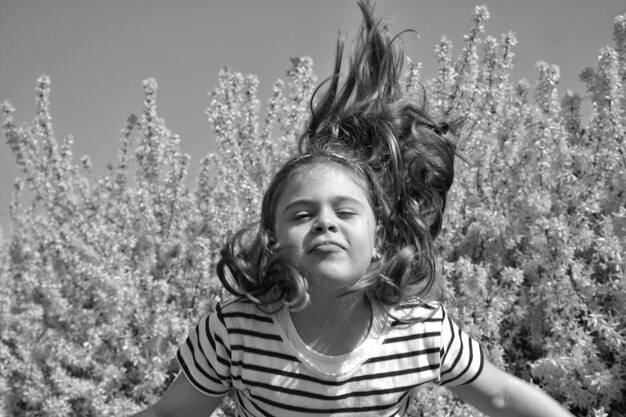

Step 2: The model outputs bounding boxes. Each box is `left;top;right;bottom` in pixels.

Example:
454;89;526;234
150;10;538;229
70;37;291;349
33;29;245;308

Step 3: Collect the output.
239;376;421;401
241;384;414;415
231;359;439;387
230;344;299;362
391;315;440;326
250;391;401;414
223;311;275;323
383;330;440;344
229;328;283;340
177;298;484;416
365;346;440;364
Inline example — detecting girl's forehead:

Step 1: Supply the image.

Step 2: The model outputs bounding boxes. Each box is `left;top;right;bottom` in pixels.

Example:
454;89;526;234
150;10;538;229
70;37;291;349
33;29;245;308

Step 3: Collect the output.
278;161;374;208
290;161;362;185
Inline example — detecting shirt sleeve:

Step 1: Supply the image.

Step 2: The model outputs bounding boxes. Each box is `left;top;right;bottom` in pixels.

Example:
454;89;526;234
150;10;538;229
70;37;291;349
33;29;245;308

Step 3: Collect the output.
437;306;485;386
177;303;232;396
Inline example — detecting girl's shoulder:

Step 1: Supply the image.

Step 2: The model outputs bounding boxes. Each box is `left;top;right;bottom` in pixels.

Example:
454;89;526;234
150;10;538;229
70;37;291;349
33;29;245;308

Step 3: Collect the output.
213;296;281;323
389;300;446;324
219;296;259;311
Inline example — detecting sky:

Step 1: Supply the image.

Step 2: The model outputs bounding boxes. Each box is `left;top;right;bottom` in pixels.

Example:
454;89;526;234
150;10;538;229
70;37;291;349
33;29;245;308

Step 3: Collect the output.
1;0;624;236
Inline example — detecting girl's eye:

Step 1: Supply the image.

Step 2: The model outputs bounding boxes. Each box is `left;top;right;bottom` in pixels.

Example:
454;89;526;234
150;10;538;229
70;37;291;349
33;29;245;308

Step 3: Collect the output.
293;212;312;221
336;210;356;218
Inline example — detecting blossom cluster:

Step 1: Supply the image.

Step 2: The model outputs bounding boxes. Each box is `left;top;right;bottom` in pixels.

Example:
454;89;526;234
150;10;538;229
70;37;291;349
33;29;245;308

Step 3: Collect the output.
1;6;624;417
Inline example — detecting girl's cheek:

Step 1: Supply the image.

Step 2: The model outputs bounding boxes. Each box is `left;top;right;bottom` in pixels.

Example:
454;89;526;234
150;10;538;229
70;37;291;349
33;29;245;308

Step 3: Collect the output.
275;226;300;247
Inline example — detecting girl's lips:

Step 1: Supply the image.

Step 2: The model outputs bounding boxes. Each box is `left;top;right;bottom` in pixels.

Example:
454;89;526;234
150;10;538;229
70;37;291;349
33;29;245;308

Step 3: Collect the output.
309;241;345;253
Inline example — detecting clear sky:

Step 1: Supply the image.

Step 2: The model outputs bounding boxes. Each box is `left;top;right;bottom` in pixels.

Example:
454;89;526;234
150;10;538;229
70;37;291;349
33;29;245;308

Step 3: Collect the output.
1;0;624;235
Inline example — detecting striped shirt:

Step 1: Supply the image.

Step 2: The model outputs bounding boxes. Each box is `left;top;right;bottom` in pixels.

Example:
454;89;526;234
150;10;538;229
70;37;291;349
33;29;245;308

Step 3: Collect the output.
177;298;484;417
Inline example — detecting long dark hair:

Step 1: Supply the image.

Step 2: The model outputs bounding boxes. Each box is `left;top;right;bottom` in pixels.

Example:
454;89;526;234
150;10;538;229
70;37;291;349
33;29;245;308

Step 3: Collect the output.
217;152;384;311
217;0;459;309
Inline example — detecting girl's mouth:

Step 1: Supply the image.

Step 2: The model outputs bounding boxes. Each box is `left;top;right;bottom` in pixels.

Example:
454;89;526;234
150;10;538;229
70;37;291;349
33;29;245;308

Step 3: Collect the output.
309;241;345;253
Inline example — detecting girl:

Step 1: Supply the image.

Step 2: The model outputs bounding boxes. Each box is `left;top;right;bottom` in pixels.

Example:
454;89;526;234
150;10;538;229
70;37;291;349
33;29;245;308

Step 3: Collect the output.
134;2;574;416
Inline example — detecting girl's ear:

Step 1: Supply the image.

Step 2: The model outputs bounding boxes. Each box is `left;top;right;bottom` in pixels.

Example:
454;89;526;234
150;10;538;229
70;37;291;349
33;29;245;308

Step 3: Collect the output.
265;228;278;250
372;223;384;260
376;222;384;245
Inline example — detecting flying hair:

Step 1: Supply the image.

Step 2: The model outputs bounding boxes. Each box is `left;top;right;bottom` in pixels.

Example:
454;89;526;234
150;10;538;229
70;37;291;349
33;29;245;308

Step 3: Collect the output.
217;0;460;310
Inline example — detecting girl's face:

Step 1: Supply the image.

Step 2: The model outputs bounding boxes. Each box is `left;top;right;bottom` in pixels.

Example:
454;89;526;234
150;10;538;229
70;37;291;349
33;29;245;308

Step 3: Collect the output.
274;162;377;293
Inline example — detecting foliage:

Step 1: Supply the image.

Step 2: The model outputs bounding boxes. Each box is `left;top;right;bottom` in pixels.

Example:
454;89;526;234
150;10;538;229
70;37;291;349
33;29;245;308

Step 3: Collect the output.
1;6;625;416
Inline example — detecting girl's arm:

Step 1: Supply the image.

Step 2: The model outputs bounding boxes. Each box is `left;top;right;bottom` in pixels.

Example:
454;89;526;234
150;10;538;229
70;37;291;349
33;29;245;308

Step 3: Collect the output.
448;360;574;417
131;373;225;417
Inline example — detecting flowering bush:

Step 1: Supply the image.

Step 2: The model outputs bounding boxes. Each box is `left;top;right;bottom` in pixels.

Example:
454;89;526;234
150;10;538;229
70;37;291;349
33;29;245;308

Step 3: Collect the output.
1;6;624;417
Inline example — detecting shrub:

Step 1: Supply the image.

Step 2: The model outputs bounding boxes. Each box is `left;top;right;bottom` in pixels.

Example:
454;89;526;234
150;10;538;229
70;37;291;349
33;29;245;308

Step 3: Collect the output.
1;6;624;416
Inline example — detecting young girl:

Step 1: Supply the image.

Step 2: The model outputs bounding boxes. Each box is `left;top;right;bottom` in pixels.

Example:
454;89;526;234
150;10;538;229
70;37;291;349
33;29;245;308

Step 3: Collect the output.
134;2;574;416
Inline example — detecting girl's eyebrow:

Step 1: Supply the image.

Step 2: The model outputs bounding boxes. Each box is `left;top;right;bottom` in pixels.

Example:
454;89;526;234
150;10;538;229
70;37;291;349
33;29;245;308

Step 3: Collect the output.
281;196;367;213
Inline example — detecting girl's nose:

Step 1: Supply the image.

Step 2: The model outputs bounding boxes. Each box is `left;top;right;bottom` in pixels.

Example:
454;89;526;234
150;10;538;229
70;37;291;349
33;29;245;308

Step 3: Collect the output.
313;213;338;233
